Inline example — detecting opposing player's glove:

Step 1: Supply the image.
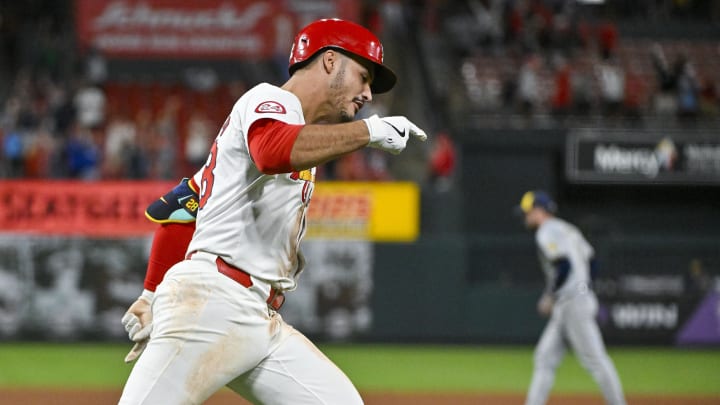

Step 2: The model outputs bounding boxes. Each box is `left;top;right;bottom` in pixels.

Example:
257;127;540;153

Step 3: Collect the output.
121;289;154;363
364;115;427;155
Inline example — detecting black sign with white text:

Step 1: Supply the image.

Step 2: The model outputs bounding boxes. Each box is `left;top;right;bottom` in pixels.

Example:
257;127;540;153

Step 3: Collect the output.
594;274;720;345
566;129;720;185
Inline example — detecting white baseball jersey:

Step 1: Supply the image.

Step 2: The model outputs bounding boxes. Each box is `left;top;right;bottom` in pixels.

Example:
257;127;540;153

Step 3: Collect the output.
535;217;594;301
187;83;315;292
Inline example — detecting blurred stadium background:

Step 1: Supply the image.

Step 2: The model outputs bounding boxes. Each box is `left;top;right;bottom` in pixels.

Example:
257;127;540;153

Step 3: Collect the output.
1;0;719;404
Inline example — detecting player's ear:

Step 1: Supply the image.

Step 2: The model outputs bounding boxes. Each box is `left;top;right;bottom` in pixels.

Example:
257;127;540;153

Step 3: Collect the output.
321;49;337;74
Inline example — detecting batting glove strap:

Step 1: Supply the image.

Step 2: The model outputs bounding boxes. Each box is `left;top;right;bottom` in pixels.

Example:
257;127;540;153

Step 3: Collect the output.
139;289;155;304
364;114;427;155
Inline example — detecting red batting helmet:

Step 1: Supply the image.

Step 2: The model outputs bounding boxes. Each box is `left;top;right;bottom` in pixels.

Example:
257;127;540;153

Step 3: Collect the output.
288;18;397;94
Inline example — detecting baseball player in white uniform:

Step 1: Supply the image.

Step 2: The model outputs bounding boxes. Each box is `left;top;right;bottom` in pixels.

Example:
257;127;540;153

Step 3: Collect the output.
118;18;427;405
518;190;627;405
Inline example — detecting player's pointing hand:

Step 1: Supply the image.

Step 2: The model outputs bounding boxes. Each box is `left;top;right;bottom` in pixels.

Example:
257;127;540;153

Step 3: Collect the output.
364;114;428;155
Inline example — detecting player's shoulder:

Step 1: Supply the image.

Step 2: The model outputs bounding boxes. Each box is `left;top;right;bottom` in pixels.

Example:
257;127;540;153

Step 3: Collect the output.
240;83;302;119
536;217;566;241
244;83;297;104
246;82;283;95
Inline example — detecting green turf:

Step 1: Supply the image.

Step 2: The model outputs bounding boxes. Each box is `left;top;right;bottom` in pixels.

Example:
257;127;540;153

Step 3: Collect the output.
1;343;719;395
323;345;533;392
0;344;132;388
324;345;720;395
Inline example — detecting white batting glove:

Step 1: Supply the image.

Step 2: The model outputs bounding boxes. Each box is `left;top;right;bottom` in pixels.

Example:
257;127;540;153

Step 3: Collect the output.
364;115;427;155
121;289;154;363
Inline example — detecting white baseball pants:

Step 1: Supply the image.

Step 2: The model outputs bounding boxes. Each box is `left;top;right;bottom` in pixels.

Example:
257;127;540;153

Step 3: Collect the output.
118;253;363;405
524;292;626;405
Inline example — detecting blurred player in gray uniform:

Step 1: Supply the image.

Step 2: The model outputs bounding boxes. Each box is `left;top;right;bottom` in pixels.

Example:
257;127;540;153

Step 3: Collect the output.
518;190;626;405
118;18;426;405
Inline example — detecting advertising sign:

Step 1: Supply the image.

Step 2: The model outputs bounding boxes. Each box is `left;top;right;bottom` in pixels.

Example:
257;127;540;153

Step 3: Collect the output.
595;274;720;345
0;236;373;341
0;180;174;237
75;0;285;58
0;181;420;241
75;0;362;59
0;180;417;341
566;129;720;185
307;182;421;242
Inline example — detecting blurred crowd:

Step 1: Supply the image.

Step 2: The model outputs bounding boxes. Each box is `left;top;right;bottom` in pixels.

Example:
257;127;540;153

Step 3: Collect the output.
436;0;720;125
0;1;455;186
2;0;719;182
0;60;190;181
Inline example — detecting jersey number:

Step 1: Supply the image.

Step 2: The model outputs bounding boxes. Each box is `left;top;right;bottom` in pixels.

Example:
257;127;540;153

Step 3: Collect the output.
199;116;231;209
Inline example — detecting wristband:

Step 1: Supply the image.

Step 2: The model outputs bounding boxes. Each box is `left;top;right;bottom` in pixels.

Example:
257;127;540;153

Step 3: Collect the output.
140;289;155;303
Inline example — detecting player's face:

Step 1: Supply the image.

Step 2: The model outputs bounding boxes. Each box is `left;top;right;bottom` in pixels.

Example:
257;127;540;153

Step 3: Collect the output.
524;208;541;230
329;54;373;123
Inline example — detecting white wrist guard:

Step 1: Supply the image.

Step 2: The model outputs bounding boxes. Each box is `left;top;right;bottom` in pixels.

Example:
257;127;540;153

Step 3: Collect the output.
140;289;155;304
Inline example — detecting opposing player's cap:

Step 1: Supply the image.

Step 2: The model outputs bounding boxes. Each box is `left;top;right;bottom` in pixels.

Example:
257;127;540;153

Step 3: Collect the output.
288;18;397;94
517;190;557;214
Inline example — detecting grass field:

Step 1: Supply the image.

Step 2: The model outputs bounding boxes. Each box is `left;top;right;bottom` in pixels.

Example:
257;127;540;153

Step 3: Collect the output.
1;343;719;397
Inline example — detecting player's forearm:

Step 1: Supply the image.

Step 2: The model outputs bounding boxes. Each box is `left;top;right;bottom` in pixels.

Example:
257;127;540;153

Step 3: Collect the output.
290;120;370;170
552;257;571;292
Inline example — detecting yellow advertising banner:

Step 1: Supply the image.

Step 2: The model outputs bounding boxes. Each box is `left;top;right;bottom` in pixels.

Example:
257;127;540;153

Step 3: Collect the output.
306;182;420;242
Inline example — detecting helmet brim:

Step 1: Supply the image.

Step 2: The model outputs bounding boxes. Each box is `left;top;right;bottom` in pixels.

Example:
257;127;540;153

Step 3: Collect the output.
371;64;397;94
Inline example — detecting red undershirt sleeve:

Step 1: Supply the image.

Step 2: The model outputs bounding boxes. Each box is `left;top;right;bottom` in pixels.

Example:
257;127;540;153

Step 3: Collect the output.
188;176;199;193
247;118;303;174
143;222;196;291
